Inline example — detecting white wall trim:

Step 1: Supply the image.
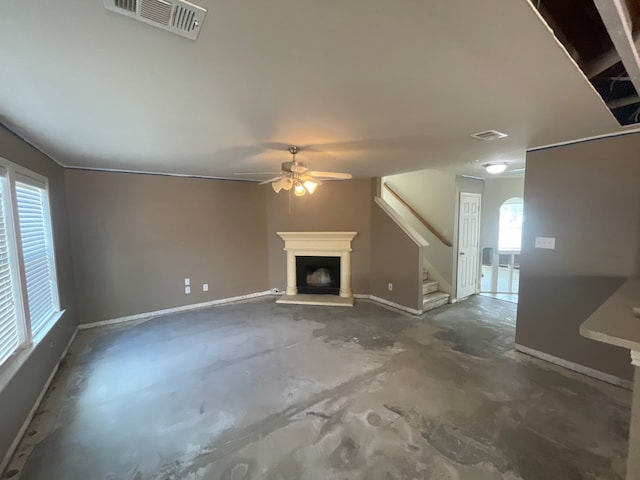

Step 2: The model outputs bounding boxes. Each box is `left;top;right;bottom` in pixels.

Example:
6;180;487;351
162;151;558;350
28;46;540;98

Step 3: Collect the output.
354;294;422;316
515;343;633;390
78;291;274;330
0;326;78;476
81;291;422;330
65;166;256;183
527;129;640;153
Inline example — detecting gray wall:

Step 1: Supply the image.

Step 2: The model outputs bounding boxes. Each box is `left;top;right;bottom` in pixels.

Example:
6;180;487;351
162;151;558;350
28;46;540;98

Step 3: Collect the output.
370;201;422;310
64;170;269;324
481;176;525;249
516;133;640;381
0;127;77;465
266;178;373;294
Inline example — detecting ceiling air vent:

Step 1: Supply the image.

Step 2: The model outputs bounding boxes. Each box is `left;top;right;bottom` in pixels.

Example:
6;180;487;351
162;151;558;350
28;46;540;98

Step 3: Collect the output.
105;0;207;40
470;130;508;141
141;0;172;25
114;0;137;13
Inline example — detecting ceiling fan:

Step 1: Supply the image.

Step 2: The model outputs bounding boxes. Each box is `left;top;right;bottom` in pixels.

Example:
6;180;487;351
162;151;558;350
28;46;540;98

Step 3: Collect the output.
241;146;352;196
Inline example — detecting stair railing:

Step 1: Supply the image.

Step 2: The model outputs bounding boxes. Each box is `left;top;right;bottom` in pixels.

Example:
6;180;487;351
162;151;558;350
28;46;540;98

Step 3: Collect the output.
384;183;453;247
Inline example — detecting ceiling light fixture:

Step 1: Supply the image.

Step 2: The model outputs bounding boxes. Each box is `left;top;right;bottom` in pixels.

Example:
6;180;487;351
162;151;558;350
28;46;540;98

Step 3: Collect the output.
294;183;306;196
303;180;318;194
483;162;509;174
249;146;352;196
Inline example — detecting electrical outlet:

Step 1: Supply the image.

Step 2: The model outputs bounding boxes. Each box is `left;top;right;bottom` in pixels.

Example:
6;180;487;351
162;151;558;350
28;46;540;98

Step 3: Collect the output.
388;283;393;291
185;278;190;286
185;286;191;294
535;236;556;249
203;283;209;292
442;229;448;236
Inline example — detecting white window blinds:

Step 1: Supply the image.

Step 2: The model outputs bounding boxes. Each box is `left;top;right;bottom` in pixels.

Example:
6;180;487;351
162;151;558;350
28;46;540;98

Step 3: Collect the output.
16;181;58;337
0;184;19;365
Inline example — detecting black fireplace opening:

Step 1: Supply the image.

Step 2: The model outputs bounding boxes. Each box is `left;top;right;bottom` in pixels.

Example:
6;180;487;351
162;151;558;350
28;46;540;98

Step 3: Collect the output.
296;256;340;295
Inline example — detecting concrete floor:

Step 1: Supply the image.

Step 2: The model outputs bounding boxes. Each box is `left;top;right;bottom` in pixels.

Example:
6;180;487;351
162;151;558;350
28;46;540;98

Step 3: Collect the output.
479;293;519;304
3;296;631;479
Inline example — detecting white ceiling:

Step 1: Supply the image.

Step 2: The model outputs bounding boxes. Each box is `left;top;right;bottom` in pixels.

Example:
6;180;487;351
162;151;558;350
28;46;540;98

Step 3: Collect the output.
0;0;632;179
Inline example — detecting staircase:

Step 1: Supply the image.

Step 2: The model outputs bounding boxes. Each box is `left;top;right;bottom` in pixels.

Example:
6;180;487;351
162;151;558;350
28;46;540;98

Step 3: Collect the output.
422;271;450;312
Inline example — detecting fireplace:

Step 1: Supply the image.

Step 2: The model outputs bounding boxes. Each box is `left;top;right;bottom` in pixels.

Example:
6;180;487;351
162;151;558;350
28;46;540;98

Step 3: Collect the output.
275;231;357;306
296;256;340;295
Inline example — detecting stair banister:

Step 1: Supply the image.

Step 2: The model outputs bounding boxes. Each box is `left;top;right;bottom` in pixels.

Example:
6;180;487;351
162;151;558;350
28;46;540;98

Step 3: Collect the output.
383;184;453;247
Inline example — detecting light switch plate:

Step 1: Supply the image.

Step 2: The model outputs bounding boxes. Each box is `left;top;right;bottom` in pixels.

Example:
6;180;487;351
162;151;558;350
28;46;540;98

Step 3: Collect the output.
185;278;190;286
185;286;191;294
203;284;209;292
535;236;556;249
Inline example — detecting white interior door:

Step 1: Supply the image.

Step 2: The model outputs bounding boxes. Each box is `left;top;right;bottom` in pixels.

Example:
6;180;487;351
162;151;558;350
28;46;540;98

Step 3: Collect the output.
457;192;481;299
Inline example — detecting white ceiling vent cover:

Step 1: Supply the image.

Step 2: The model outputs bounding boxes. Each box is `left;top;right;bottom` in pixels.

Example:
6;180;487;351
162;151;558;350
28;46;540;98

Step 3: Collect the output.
470;130;508;141
105;0;207;40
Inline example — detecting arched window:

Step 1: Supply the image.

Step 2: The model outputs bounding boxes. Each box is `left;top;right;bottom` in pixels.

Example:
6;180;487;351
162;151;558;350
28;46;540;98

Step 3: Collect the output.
498;197;524;251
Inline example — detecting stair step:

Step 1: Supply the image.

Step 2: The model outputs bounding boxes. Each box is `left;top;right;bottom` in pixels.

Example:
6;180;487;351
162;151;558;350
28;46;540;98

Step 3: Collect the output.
422;280;439;295
423;292;449;312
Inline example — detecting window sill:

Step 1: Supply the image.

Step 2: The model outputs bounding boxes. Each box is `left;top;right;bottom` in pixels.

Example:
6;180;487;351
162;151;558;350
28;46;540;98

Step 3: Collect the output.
32;310;66;345
0;309;66;393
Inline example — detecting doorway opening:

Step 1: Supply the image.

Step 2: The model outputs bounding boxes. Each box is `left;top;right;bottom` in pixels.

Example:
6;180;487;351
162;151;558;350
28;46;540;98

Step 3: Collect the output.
481;197;523;303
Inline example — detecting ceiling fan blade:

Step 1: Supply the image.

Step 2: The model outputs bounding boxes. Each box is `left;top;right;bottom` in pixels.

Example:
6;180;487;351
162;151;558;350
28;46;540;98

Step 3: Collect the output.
234;172;281;175
259;176;284;185
308;171;352;180
300;174;323;184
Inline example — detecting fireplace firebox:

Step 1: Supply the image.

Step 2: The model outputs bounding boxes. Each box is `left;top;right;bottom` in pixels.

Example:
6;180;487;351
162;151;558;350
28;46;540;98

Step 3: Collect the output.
295;256;340;295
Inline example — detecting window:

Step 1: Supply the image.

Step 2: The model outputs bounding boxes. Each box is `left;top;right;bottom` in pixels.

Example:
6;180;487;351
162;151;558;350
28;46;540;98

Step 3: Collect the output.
0;160;60;368
498;197;524;251
0;179;20;366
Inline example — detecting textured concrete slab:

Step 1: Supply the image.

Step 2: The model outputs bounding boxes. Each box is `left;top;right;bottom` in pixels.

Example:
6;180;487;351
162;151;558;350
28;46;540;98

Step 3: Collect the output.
2;296;631;479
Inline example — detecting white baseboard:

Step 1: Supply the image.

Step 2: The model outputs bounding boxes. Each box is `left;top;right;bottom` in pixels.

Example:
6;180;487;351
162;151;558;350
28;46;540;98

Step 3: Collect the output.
1;327;78;476
78;291;274;330
354;294;422;316
514;343;633;390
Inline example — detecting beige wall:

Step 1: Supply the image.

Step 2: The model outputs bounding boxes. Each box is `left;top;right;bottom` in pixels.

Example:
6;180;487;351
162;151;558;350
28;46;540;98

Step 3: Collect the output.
480;176;525;249
266;179;373;294
517;133;640;381
0;127;77;465
65;170;269;324
384;170;457;240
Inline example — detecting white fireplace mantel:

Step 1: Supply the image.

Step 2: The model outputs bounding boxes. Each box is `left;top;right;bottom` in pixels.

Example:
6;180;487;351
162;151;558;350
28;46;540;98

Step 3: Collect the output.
276;231;357;305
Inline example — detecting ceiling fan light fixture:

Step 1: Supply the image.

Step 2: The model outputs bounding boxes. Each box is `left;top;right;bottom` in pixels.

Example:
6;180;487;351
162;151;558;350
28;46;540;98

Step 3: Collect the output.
483;162;508;174
294;182;306;196
255;146;350;196
303;180;318;194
